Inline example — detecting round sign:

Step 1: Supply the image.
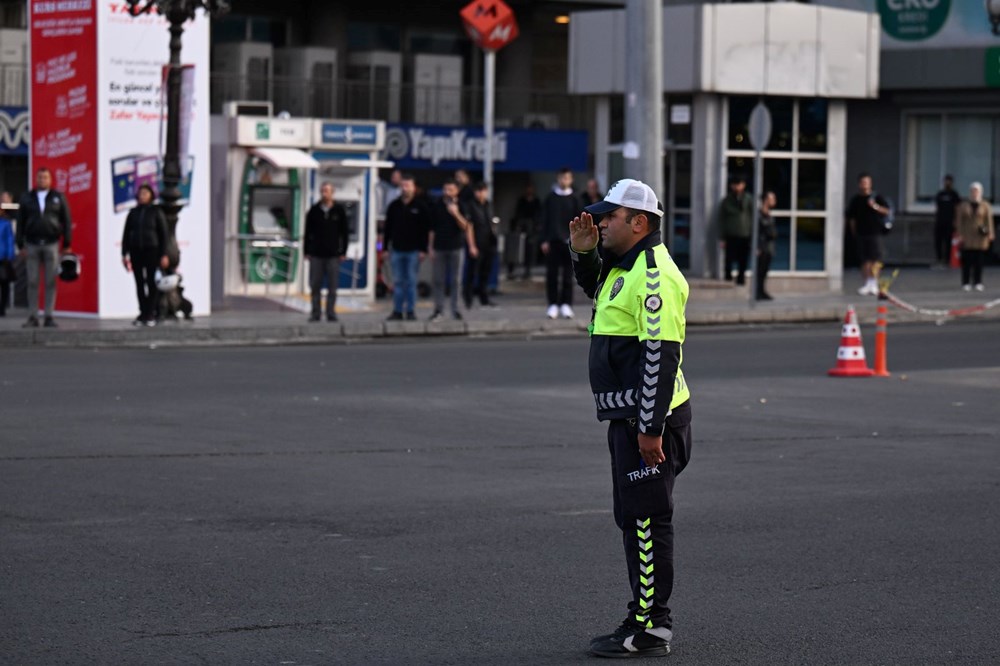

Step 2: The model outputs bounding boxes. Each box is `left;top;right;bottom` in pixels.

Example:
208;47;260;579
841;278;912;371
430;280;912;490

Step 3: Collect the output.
877;0;951;42
747;102;772;151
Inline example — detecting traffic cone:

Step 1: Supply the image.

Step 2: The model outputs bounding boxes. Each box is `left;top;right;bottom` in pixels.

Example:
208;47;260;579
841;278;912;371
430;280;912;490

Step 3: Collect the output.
950;233;961;269
828;305;874;377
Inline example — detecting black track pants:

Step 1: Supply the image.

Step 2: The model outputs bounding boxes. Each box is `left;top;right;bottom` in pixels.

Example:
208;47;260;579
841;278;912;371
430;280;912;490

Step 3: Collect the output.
607;401;692;629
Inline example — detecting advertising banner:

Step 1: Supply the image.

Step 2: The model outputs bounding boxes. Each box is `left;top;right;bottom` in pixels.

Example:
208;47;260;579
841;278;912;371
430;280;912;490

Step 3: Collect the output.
96;3;210;317
29;0;99;313
819;0;1000;49
29;1;210;317
381;124;588;172
0;106;29;155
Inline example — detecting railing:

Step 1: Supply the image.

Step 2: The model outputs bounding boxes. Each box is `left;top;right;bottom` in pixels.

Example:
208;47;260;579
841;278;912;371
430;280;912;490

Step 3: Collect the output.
0;63;27;106
231;233;300;297
209;72;589;129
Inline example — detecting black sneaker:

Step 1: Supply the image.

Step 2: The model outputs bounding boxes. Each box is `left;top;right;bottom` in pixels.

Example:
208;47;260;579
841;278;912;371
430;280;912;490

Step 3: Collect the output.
43;316;58;328
327;314;338;322
429;310;444;321
590;622;671;658
405;312;417;321
386;311;403;321
452;311;463;320
308;314;321;323
23;315;39;328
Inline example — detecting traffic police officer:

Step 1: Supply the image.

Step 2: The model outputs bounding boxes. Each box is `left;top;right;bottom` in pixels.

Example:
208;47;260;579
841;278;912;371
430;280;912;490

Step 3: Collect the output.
568;179;692;658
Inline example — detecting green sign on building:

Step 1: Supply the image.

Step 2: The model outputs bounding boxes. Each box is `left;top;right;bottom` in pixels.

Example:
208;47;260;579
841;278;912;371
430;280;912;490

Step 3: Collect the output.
877;0;951;41
987;47;1000;88
255;122;270;140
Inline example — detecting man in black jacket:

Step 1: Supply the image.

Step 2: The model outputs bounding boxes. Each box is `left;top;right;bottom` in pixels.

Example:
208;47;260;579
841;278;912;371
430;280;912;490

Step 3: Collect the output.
541;167;581;319
16;167;72;328
383;174;430;320
304;182;349;322
463;181;498;309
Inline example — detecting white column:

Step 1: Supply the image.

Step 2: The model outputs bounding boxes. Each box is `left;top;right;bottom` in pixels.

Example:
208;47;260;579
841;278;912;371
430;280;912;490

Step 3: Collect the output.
690;93;722;278
825;100;847;291
594;96;610;191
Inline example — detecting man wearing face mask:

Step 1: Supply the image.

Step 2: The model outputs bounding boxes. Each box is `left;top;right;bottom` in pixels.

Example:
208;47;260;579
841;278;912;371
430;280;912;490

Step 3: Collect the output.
569;179;693;659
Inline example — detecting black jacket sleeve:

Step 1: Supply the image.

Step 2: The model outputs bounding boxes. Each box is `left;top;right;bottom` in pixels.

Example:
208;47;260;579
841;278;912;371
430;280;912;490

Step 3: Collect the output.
121;210;134;256
570;245;603;299
638;340;681;436
303;205;316;256
336;204;349;255
59;194;72;248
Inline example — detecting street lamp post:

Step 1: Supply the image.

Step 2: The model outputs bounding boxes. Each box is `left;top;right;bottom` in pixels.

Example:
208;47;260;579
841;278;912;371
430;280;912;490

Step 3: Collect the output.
125;0;229;315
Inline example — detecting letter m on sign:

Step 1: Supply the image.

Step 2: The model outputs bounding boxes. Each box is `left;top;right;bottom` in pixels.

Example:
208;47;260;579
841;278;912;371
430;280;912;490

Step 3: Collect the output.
460;0;519;51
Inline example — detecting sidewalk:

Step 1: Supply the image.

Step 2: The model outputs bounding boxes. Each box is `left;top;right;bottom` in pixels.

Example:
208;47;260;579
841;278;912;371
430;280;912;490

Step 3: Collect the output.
1;267;997;348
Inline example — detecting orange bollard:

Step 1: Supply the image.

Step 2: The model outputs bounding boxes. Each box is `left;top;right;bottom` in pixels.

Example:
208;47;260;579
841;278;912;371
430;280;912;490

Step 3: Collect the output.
873;301;890;377
950;233;962;269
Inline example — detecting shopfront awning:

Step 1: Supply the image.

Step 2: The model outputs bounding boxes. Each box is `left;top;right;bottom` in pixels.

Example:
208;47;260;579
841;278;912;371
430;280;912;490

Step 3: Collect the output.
250;147;320;170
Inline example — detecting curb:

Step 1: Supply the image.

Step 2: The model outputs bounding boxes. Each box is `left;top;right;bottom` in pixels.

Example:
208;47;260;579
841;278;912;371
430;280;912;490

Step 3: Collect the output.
0;309;850;349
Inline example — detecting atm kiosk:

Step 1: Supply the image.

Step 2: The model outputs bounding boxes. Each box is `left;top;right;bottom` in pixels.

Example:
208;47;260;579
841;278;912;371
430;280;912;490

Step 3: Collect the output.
310;120;388;301
222;115;386;304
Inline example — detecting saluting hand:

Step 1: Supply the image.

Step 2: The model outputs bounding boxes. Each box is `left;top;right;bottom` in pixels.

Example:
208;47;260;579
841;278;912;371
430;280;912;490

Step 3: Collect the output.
569;211;599;252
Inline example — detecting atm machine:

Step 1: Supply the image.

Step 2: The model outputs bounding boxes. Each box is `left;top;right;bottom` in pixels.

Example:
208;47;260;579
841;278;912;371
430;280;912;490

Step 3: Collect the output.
309;120;389;303
221;113;386;305
223;115;319;297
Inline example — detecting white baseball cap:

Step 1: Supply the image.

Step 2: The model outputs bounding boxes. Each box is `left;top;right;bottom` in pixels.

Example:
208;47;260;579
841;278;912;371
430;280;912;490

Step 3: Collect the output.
584;178;663;218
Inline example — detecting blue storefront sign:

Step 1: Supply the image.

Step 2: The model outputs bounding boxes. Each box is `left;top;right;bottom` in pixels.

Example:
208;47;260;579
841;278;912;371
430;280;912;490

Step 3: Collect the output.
382;124;588;172
0;106;29;156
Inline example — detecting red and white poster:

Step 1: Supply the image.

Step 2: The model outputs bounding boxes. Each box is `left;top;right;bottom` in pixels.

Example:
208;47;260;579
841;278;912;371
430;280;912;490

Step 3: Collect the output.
29;0;210;317
29;0;99;314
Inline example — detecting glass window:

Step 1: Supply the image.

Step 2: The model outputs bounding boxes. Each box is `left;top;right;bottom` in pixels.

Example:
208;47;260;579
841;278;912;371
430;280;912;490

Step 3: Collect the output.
795;217;825;271
673;150;692;210
914;116;942;203
728;97;755;151
763;159;792;210
670;213;690;270
907;114;998;208
797;160;826;212
771;217;791;271
724;98;829;274
945;116;994;200
347;22;402;52
765;98;794;152
667;95;693;145
798;99;828;153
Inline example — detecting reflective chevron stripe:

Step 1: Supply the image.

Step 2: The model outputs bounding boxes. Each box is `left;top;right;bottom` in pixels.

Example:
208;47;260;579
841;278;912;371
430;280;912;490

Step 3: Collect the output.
638;339;661;432
635;517;654;628
592;389;636;411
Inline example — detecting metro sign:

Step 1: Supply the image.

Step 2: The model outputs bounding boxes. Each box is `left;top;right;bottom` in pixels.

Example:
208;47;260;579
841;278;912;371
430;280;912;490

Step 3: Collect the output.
460;0;519;51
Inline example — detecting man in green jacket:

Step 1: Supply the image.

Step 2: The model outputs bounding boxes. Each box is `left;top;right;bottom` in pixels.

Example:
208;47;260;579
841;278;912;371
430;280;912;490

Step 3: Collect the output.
718;174;753;286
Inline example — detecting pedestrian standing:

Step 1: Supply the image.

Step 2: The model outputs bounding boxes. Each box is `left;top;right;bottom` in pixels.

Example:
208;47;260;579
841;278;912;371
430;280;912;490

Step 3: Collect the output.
0;191;15;316
428;179;471;321
121;184;169;326
845;172;890;296
16;167;72;328
541;167;581;319
304;182;348;322
569;179;692;659
934;175;962;269
582;177;602;207
384;174;431;321
463;181;497;309
717;174;753;286
509;183;540;280
955;182;995;291
756;190;777;301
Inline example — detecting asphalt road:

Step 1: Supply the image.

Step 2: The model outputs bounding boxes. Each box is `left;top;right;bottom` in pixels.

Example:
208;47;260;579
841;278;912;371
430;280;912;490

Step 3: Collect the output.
2;320;999;664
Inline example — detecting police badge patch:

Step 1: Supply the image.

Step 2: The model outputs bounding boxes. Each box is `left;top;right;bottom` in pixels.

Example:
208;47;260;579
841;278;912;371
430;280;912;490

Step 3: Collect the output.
644;294;662;313
609;276;625;300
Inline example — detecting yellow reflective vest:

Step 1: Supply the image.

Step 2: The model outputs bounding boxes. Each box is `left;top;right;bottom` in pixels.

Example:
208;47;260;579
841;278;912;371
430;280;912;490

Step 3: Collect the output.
572;231;690;435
